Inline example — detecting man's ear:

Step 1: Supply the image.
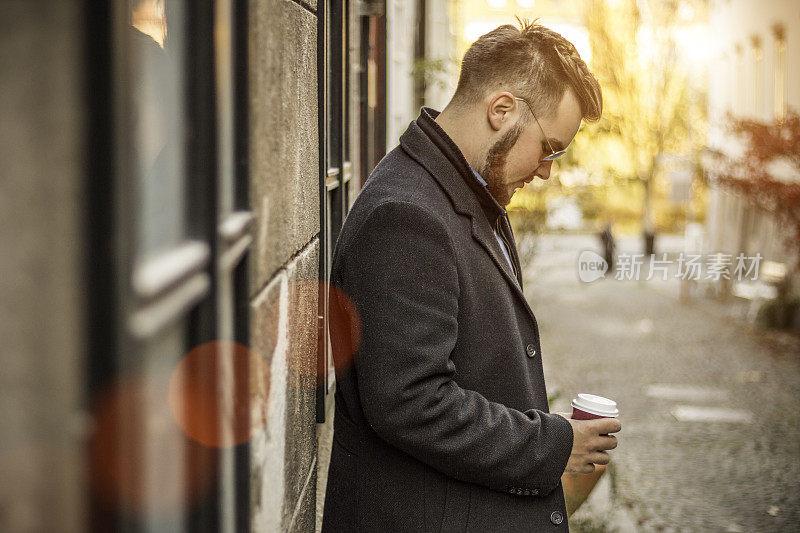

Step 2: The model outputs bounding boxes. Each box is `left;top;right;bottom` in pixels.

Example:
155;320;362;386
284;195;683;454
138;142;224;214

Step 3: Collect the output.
487;92;517;132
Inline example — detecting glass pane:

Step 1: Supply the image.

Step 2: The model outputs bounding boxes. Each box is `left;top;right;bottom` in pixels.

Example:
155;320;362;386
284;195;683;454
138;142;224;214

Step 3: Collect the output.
139;322;190;529
327;0;342;169
325;1;332;166
90;320;193;529
130;0;187;257
344;1;350;157
216;0;235;217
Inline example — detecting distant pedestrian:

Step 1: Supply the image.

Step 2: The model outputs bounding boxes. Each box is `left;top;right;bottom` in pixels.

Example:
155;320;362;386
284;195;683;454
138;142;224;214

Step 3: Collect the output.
600;219;616;271
643;220;656;257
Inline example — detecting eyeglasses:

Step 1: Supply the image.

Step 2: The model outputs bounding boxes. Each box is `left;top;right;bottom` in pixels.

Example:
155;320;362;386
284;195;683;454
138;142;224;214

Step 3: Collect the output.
514;96;567;162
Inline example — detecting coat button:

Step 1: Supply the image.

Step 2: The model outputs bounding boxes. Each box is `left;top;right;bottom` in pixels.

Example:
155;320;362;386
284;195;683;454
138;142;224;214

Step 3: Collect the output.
526;344;537;358
550;511;564;525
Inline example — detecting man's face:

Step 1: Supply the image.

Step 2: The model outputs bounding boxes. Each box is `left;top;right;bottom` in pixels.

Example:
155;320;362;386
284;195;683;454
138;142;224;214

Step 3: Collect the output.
479;89;582;206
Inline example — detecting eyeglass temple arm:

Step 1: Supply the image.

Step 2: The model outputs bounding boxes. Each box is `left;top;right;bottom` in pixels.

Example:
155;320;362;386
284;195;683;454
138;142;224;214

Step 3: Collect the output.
514;97;558;155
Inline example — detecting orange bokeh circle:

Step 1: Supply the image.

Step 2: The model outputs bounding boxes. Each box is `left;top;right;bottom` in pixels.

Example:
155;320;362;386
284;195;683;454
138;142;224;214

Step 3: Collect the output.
284;280;362;382
168;341;269;448
89;373;217;514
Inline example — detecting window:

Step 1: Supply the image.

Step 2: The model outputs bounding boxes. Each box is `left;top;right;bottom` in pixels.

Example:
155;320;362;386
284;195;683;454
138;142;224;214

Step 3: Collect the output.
317;0;353;422
751;35;763;117
773;24;787;121
88;1;251;529
210;0;253;529
315;1;387;422
734;43;744;112
359;2;387;185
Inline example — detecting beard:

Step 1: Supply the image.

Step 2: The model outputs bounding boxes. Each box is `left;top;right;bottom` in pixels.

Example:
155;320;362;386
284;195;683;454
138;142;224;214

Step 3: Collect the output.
477;123;524;206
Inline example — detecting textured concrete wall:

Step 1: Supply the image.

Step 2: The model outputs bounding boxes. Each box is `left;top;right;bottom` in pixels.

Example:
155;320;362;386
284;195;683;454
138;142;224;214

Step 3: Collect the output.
249;0;322;530
0;1;86;531
250;240;320;532
250;0;320;298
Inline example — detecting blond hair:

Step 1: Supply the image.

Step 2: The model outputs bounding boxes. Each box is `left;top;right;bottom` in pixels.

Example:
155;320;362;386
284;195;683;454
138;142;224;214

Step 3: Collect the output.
452;18;602;122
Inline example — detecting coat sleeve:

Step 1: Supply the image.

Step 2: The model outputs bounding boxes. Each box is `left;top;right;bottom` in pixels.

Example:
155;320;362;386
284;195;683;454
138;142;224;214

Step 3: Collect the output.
336;200;573;495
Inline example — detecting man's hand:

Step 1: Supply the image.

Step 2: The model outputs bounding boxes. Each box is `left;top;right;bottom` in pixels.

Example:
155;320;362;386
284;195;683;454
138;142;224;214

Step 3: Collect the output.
555;413;620;474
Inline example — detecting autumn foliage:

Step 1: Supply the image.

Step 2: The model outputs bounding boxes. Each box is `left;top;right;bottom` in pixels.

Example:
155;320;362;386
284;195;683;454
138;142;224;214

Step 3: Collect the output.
708;111;800;269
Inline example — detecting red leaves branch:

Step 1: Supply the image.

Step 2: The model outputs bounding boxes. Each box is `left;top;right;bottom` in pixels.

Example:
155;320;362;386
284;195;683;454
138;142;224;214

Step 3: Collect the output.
706;111;800;267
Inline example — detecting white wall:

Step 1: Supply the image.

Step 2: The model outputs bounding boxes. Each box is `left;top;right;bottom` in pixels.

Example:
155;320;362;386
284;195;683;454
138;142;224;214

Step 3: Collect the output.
386;0;455;150
386;0;418;150
426;0;458;111
706;0;799;261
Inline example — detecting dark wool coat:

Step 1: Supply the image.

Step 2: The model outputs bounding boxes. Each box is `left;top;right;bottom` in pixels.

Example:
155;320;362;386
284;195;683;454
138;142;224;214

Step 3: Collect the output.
321;108;574;532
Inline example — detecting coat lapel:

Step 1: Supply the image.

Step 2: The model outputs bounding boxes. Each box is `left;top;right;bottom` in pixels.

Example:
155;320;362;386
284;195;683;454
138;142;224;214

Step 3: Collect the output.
399;115;536;323
468;212;520;288
499;213;524;292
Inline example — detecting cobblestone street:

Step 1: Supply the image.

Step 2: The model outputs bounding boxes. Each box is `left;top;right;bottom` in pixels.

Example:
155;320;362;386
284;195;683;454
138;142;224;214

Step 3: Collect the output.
524;233;800;532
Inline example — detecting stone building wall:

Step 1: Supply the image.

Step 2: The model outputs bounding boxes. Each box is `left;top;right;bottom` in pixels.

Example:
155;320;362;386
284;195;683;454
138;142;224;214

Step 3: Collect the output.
0;2;86;531
247;0;323;530
706;0;800;281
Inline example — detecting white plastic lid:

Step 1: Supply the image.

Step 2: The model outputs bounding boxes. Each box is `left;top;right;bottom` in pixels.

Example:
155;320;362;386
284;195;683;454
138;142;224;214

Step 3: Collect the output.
571;393;619;417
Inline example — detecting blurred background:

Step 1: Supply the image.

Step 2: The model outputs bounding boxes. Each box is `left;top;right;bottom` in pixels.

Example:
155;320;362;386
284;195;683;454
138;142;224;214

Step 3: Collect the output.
1;0;798;531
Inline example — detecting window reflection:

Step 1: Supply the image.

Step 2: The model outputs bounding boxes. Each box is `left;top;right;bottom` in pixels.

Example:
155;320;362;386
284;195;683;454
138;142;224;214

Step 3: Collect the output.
132;0;167;48
216;0;235;216
128;0;186;257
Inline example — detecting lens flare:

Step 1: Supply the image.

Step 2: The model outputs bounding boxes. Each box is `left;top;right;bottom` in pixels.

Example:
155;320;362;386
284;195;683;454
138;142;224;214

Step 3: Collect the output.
168;341;269;448
89;373;217;514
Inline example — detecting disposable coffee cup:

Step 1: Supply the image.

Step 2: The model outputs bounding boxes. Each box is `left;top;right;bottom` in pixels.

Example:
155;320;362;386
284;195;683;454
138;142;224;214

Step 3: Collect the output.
571;393;619;420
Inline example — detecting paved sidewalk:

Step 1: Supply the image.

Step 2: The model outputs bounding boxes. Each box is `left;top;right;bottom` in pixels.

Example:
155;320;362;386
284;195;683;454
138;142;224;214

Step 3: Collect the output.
524;234;800;532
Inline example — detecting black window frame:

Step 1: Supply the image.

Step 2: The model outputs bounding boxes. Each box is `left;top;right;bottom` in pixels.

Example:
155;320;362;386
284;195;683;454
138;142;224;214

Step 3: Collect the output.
86;0;252;530
317;0;353;423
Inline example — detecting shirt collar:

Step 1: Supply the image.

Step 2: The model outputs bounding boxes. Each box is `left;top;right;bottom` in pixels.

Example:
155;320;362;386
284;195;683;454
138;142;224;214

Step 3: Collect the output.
470;165;487;187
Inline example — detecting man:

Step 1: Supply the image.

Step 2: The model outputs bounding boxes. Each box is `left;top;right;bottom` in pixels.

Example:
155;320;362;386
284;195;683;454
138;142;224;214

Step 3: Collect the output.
322;20;621;532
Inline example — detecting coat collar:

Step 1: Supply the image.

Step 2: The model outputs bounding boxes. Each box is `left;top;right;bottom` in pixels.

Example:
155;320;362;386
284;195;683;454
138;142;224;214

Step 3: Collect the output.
399;108;532;305
401;107;505;227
